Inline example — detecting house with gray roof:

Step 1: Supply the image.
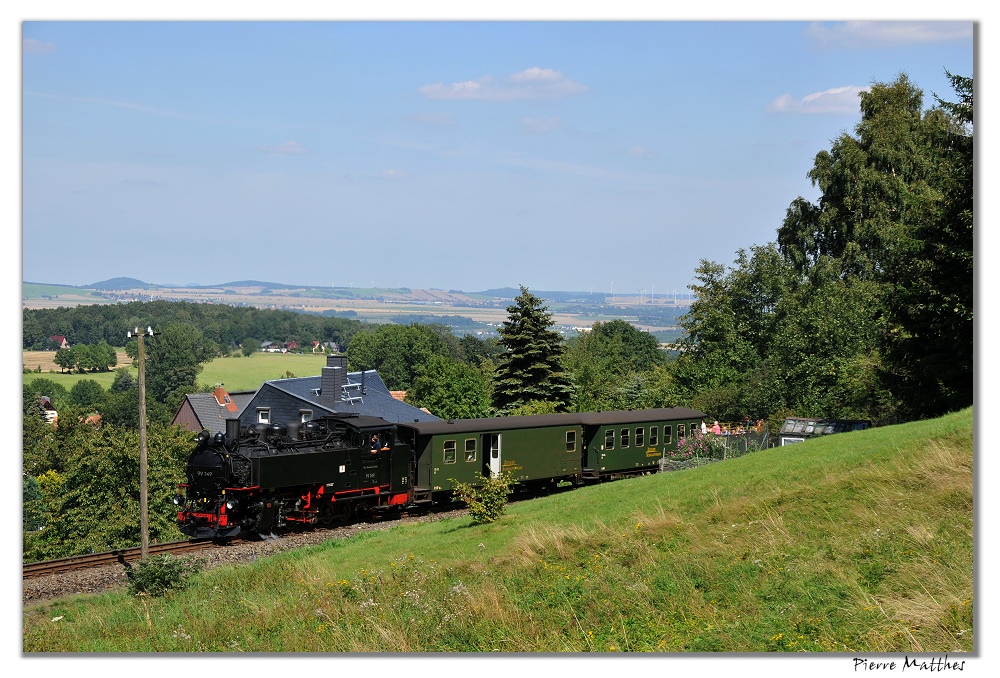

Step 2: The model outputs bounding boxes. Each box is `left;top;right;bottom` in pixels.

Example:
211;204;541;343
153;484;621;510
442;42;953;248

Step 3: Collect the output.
237;354;440;429
172;386;256;435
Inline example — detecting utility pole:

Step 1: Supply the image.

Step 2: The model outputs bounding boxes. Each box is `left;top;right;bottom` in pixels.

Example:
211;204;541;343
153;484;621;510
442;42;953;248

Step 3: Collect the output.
129;326;155;559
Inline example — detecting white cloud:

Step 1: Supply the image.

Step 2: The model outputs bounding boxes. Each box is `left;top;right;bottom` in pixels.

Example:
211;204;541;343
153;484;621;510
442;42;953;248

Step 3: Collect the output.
23;38;56;54
520;116;563;133
419;67;587;101
766;86;868;115
406;112;458;126
805;21;972;49
258;141;309;155
381;169;412;179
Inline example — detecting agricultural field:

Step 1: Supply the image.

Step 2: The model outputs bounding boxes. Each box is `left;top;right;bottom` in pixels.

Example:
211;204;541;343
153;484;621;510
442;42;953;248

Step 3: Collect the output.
197;353;329;392
22;351;330;394
22;351;134;390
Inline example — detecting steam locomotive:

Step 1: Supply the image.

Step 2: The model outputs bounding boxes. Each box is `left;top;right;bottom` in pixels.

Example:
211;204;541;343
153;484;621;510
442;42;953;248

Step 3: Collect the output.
175;407;706;540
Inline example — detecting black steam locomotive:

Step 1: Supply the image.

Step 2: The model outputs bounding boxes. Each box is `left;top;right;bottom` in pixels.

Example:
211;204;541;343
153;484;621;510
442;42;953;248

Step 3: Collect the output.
176;414;412;539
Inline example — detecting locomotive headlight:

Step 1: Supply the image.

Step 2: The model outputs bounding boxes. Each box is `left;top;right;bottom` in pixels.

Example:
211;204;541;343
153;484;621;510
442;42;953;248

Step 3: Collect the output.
225;498;239;510
172;494;184;506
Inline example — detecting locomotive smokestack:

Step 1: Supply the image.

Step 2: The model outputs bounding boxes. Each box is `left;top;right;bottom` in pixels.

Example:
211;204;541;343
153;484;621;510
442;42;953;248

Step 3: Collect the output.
225;418;241;446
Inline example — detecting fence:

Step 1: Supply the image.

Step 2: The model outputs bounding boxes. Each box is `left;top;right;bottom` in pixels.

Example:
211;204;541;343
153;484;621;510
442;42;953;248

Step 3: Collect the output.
658;427;770;473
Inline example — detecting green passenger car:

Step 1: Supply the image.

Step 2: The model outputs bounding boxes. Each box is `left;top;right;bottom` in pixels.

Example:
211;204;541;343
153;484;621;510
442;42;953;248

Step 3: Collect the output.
578;408;705;478
402;414;584;493
398;408;706;496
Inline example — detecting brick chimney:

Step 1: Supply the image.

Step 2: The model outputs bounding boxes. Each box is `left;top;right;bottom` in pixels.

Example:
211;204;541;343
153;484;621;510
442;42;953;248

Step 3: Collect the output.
320;354;347;407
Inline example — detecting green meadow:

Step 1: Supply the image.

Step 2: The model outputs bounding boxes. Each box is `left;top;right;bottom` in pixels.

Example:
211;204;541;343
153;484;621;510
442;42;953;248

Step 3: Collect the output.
23;408;973;653
23;352;330;394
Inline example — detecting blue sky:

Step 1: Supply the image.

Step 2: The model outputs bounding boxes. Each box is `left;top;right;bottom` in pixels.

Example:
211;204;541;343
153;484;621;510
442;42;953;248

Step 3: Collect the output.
19;16;974;295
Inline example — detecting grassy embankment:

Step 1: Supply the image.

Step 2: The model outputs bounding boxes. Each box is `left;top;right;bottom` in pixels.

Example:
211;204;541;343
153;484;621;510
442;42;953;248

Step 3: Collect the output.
22;351;329;393
23;408;973;653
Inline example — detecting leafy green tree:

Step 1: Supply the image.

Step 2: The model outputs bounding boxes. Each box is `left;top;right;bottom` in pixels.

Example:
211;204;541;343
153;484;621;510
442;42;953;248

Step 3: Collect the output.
100;387;172;429
671;251;786;421
144;324;216;403
25;423;191;560
778;74;937;281
75;344;99;372
492;286;572;414
346;324;455;391
94;341;118;371
23;378;68;412
54;347;76;373
458;334;502;366
68;379;106;409
23;475;46;532
776;72;972;420
405;355;492;419
23;412;58;476
242;337;258;357
882;72;973;417
565;320;665;412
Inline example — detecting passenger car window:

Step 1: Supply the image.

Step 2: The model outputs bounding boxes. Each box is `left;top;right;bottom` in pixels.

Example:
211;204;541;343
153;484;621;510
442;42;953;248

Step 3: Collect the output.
566;430;577;452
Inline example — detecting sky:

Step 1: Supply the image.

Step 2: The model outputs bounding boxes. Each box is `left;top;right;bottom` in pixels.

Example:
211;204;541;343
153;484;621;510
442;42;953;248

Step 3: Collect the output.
18;14;974;296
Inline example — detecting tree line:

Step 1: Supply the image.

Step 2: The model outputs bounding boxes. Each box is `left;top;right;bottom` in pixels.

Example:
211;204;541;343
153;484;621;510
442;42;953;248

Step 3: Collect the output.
24;299;366;354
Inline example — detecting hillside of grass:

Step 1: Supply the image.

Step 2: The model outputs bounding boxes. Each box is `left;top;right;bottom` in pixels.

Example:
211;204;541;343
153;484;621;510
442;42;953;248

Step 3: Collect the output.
23;408;973;653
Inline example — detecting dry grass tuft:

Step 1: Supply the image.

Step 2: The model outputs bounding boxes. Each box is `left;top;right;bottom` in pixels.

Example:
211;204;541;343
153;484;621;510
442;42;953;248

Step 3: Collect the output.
509;524;593;565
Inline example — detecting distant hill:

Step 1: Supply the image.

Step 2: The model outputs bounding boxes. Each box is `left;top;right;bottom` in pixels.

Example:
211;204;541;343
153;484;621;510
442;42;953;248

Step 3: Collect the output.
87;278;306;291
89;277;153;290
216;280;301;290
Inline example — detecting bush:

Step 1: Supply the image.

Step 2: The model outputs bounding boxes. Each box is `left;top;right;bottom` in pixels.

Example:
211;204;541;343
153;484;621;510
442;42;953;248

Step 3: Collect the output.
670;432;727;460
450;472;513;524
126;554;201;597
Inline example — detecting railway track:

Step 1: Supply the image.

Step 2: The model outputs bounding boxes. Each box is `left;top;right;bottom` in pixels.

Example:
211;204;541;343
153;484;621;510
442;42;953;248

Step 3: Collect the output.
22;494;539;581
22;540;217;579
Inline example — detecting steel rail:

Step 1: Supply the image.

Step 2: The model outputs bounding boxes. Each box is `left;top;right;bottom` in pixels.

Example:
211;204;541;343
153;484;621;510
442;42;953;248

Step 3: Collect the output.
22;540;216;579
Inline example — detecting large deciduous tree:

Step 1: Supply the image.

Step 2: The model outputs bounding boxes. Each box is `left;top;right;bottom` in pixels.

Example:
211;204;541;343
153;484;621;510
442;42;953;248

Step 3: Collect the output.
405;355;492;419
881;72;973;418
346;323;458;391
564;319;665;412
777;72;973;419
492;286;572;414
23;424;192;561
143;324;216;404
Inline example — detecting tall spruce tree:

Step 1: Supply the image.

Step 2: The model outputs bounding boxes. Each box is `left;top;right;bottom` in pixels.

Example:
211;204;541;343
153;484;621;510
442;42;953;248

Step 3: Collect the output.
492;286;573;414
